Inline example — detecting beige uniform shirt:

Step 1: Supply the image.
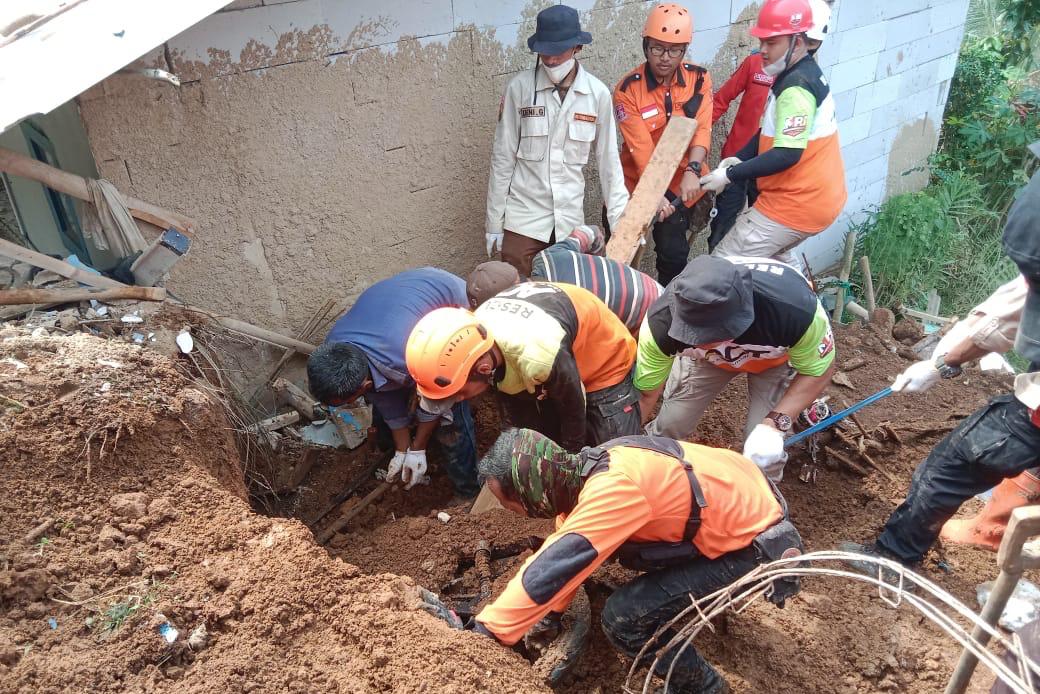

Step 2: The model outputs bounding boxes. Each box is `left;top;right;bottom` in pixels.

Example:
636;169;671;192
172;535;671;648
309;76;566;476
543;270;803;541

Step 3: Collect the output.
949;275;1039;409
486;63;629;243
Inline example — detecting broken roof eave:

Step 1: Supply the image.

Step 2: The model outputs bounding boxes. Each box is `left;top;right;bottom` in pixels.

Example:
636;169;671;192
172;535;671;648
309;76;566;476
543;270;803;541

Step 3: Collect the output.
0;0;230;133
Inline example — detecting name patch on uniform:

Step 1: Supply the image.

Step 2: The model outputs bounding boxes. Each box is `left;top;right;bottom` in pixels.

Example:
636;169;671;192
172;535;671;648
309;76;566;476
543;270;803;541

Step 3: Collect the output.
520;106;546;118
574;112;597;123
640;105;660;120
782;114;808;137
615;103;628;122
752;72;774;85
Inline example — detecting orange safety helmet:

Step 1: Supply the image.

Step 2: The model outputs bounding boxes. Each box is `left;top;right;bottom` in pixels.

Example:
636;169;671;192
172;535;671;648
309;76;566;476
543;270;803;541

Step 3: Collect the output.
406;307;495;399
642;3;693;44
750;0;814;39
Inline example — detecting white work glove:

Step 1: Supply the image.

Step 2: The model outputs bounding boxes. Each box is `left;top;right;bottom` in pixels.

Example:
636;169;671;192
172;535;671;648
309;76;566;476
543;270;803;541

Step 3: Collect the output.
386;450;407;482
699;157;742;194
891;359;941;393
401;449;428;490
486;231;504;257
743;424;788;483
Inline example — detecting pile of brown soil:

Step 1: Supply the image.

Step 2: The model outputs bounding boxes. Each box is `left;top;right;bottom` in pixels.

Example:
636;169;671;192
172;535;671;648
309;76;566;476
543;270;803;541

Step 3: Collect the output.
0;330;548;693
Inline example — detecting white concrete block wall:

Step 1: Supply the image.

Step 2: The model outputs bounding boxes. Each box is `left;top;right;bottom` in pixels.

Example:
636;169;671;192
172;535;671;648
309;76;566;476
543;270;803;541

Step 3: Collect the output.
87;0;971;322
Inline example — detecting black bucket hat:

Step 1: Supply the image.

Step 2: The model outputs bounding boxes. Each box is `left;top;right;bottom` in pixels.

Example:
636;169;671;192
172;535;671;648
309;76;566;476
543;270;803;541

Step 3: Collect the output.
666;256;755;346
528;5;592;55
1002;158;1040;363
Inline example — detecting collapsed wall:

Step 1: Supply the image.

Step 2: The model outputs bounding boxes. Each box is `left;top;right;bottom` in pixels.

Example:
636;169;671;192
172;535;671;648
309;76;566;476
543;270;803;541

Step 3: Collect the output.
0;331;547;693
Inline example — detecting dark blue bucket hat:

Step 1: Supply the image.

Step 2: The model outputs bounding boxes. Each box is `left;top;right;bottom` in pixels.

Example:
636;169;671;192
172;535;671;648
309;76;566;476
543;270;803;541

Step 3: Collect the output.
528;5;593;55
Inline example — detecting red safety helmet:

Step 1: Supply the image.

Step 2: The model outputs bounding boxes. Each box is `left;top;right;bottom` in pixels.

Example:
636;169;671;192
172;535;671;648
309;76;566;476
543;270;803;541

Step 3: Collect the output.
750;0;814;39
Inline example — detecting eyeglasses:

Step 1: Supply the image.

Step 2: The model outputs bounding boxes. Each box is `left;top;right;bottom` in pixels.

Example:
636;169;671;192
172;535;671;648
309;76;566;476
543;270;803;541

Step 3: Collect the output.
648;45;685;58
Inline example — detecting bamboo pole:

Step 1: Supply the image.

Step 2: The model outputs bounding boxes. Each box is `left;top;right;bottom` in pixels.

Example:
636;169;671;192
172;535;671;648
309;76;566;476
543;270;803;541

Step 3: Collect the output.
0;286;165;305
832;231;857;323
0;146;196;236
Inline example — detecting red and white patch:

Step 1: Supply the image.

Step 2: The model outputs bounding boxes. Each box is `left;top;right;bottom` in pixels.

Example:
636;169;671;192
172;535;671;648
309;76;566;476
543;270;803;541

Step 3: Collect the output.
818;330;834;357
640;104;660;120
574;112;597;123
782;114;808;137
790;12;803;28
752;72;774;85
615;103;628;122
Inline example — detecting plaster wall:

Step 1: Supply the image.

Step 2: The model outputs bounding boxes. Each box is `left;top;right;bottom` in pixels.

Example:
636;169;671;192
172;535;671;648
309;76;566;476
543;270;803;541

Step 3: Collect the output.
77;0;969;332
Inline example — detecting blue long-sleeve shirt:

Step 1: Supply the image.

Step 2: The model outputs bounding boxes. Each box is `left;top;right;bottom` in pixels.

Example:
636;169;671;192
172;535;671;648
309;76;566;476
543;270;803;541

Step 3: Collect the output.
325;267;468;429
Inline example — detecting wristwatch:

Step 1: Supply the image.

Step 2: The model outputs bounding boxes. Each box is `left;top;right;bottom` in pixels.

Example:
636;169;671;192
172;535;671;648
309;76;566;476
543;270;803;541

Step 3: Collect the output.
766;411;793;433
686;161;703;175
934;355;963;379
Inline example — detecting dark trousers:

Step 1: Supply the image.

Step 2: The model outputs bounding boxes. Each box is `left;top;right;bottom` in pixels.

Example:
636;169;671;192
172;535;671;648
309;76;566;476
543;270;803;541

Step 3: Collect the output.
878;394;1040;563
653;205;692;287
707;179;758;254
600;546;759;693
501;230;552;278
371;401;480;498
499;373;642;450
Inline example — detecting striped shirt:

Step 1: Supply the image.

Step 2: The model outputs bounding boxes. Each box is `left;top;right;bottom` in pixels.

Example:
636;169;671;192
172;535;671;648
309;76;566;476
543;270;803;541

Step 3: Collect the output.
530;225;663;334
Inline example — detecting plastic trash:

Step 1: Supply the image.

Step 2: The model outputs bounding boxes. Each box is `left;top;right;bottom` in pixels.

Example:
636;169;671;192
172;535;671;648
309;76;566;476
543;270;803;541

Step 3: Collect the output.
121;313;143;324
47;617;57;629
437;512;451;523
157;622;179;643
175;329;194;354
131;332;145;344
977;578;1040;631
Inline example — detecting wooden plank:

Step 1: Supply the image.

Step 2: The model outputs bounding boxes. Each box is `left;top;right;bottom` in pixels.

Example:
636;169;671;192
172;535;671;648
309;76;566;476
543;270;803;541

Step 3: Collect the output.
271;378;318;420
0;238;125;289
250;411;301;432
606;116;698;265
899;306;955;325
0;286;166;305
0;147;196;236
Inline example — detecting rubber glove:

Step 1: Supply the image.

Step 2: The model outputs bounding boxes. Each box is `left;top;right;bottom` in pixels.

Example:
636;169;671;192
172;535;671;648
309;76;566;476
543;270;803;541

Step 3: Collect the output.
486;230;504;257
892;359;941;393
386;450;408;482
401;449;428;490
743;424;787;482
698;157;742;194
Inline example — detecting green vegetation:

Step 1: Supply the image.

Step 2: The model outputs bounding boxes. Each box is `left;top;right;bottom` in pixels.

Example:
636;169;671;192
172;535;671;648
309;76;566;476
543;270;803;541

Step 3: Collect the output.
853;0;1039;320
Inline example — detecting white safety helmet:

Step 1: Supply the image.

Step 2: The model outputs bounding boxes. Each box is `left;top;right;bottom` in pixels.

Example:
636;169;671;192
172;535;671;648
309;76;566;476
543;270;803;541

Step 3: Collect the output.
805;0;832;41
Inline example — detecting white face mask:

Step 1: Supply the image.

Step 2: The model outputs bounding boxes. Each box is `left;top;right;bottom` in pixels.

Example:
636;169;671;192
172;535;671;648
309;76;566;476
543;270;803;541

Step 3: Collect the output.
542;58;575;83
762;58;786;77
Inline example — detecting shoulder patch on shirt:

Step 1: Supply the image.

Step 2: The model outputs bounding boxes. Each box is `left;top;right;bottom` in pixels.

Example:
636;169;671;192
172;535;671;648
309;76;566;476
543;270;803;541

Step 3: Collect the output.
520;106;546;118
752;71;774;85
781;114;808;137
521;533;597;605
615;103;628;122
574;112;597;123
818;329;835;357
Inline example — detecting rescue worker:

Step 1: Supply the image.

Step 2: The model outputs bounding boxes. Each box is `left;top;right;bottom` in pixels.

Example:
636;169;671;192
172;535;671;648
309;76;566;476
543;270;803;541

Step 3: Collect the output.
486;4;629;277
306;268;479;498
636;254;836;482
466;224;663;334
613;3;713;286
465;428;804;694
841;163;1040;570
701;0;846;271
405;282;640;452
706;0;831;252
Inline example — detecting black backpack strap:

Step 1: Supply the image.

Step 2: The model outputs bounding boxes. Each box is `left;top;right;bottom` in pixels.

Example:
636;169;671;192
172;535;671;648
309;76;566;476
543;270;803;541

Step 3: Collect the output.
678;460;707;543
682;64;706;119
578;445;611;478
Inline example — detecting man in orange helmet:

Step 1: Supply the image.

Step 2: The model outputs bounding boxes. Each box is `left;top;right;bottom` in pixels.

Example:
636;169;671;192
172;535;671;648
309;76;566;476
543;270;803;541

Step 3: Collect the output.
700;0;846;272
613;3;713;286
406;283;641;452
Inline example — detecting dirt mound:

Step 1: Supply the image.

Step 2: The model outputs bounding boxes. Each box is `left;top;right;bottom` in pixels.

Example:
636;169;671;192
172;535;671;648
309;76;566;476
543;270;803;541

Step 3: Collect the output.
0;331;547;693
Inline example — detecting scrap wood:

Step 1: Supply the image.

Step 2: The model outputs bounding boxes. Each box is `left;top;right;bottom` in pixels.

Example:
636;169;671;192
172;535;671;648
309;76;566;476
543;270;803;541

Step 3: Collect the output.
0;286;165;305
0;146;196;235
823;445;867;476
271;378;318;419
308;449;393;526
606;116;698;265
0;238;124;289
249;411;300;433
263;298;339;387
859;255;876;316
316;481;392;545
842;356;868;372
285;448;318;490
